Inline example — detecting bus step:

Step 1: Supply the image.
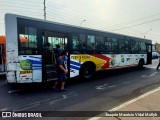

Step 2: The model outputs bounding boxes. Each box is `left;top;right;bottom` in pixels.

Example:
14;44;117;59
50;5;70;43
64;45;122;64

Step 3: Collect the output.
47;71;56;74
0;72;6;76
47;78;58;81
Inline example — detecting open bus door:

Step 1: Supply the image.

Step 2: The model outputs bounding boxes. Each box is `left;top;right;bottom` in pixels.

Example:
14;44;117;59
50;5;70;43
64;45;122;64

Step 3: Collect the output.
146;43;152;64
42;31;68;81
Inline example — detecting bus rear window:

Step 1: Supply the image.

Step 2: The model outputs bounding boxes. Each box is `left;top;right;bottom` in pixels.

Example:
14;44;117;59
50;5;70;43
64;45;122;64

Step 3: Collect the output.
19;27;38;55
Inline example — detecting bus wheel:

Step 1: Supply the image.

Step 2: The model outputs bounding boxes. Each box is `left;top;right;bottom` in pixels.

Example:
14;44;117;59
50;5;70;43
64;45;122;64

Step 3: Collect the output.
80;64;95;79
138;60;144;69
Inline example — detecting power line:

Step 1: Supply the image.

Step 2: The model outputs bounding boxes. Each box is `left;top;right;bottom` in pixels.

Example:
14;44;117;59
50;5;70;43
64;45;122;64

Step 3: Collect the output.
46;2;151;33
46;2;116;27
0;1;42;7
110;12;160;28
0;9;43;14
0;5;43;11
111;18;160;31
45;1;160;38
0;0;42;4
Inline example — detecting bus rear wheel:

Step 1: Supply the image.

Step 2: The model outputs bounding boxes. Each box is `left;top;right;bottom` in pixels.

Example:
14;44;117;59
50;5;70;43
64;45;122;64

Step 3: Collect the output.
138;60;144;69
80;64;95;79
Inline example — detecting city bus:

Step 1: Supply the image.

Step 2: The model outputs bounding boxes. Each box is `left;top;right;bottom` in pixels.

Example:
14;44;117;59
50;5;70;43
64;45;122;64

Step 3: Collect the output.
5;13;152;83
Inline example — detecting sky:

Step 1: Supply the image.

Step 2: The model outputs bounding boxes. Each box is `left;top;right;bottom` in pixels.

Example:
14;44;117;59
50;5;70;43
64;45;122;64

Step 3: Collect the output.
0;0;160;43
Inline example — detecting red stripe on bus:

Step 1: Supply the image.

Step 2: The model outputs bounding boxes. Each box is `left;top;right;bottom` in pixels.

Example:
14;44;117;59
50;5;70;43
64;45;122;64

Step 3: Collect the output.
90;54;111;69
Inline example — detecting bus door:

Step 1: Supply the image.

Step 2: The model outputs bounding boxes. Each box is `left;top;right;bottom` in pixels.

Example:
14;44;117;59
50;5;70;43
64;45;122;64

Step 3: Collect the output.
42;31;68;81
146;43;152;64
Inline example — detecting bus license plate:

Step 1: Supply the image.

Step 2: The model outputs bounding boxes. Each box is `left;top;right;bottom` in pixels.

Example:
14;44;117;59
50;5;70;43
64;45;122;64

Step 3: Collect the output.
20;70;33;74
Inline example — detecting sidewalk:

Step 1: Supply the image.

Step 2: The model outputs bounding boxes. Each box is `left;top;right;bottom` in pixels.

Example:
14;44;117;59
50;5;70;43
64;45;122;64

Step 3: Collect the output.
90;87;160;120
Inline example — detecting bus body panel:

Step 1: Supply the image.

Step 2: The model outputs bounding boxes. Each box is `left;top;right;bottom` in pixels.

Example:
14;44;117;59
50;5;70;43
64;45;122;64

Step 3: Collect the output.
70;54;147;78
5;14;19;83
17;55;42;83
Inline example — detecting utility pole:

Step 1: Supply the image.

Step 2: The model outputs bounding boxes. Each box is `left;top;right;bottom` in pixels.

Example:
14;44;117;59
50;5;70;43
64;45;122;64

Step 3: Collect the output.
44;0;46;20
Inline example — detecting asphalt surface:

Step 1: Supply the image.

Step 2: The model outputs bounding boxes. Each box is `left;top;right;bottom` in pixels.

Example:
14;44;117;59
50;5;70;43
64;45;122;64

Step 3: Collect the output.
0;59;160;120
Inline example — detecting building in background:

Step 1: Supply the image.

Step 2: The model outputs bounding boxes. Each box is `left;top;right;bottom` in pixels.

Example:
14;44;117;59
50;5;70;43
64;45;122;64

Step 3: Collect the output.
155;43;160;53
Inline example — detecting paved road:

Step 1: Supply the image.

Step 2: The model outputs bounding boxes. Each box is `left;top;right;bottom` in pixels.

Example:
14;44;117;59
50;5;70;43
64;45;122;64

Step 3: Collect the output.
0;59;159;120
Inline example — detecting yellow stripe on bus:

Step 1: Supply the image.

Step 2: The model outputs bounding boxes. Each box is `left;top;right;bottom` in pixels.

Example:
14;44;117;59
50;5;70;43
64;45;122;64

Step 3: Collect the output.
71;54;106;70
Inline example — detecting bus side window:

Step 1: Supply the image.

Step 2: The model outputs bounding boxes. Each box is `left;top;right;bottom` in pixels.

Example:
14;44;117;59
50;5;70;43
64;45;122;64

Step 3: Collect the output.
87;35;96;53
72;34;79;50
119;39;125;53
131;40;138;53
71;34;87;54
96;36;105;53
19;27;38;55
106;38;112;53
79;34;86;53
139;42;146;53
110;37;118;53
124;39;130;53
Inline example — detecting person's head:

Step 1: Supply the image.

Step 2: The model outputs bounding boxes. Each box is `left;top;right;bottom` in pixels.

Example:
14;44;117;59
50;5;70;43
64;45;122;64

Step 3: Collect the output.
60;51;66;58
56;44;60;48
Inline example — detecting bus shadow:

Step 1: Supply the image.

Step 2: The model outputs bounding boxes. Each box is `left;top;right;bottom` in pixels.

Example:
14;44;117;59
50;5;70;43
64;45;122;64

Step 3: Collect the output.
6;67;151;94
67;67;151;86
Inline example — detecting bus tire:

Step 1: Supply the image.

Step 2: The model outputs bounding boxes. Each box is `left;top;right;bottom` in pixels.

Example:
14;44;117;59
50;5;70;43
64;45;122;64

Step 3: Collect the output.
138;60;144;69
80;63;96;79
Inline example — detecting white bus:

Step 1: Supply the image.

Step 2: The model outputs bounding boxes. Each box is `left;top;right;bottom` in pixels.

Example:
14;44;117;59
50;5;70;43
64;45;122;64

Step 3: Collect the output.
5;13;152;83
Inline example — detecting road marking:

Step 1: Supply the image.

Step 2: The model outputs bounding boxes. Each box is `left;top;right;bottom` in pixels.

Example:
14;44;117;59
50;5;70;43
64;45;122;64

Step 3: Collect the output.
88;87;160;120
0;108;8;111
96;84;108;90
49;92;78;105
121;81;131;84
16;103;40;111
145;66;156;69
8;89;25;94
0;92;78;112
15;98;51;111
141;72;158;78
108;85;116;88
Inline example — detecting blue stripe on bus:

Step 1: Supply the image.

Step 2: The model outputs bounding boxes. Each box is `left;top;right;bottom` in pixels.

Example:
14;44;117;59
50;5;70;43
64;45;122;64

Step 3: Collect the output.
70;65;80;70
27;59;42;64
70;61;81;67
32;68;42;70
32;66;42;68
29;56;41;59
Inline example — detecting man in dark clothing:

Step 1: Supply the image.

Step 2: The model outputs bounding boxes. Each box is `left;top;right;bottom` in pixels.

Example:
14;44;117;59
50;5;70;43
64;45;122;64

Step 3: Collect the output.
53;51;68;92
156;56;160;70
54;44;61;59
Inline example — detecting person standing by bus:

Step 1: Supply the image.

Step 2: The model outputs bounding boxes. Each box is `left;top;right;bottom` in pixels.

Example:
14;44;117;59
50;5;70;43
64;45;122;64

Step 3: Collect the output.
54;44;61;59
156;56;160;70
53;51;68;92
